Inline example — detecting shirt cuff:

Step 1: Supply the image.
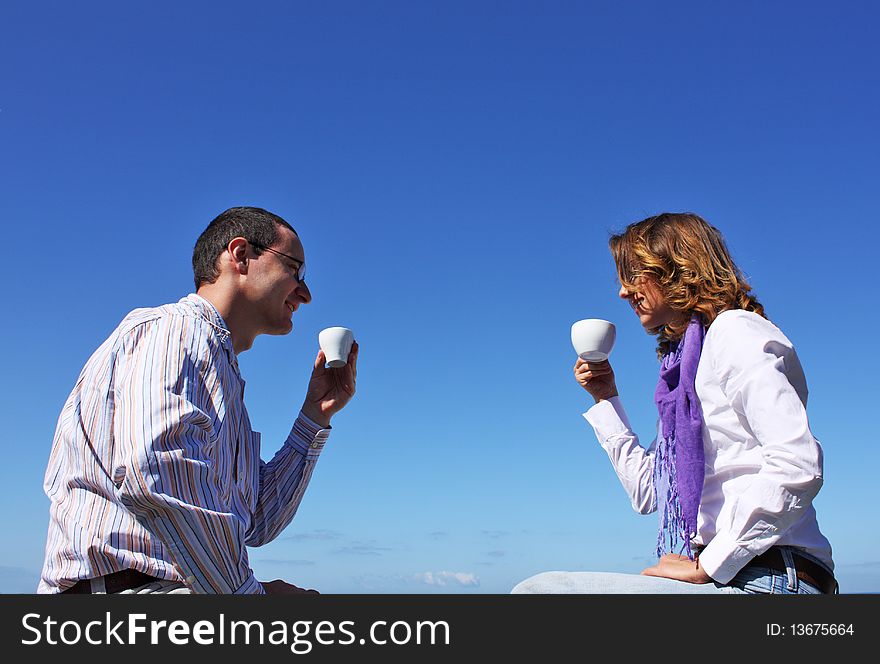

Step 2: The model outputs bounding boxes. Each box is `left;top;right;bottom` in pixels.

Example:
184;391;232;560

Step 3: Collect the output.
233;575;266;595
583;396;634;444
286;412;332;459
696;530;755;584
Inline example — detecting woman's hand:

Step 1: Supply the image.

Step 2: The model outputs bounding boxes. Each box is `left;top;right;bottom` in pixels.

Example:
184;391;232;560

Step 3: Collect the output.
640;554;713;584
574;358;618;403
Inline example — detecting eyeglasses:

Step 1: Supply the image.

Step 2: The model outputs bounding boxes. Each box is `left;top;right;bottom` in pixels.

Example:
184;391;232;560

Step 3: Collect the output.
250;242;307;283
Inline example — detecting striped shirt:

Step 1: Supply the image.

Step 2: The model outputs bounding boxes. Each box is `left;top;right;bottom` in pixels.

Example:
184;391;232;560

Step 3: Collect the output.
39;294;329;594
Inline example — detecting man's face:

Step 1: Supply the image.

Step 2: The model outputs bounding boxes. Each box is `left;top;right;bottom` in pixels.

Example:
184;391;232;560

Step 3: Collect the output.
246;226;312;336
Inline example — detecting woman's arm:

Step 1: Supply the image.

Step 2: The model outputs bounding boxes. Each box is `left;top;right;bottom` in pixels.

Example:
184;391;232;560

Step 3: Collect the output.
584;396;658;514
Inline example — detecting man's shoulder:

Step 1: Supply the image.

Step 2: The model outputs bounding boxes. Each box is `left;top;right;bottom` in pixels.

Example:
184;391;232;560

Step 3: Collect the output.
114;296;229;350
117;299;189;331
117;301;173;329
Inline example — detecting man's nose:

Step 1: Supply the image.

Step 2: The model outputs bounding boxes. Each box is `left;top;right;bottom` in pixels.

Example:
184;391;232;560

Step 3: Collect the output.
618;284;630;299
298;280;312;304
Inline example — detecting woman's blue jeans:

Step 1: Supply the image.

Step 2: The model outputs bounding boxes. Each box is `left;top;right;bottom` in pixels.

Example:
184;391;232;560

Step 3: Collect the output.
511;547;829;594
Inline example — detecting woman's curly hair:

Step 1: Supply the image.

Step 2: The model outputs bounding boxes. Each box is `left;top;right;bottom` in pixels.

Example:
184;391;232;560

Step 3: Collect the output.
609;212;766;356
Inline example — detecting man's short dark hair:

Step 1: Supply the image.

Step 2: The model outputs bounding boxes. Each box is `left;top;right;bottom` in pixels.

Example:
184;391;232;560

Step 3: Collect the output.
192;207;298;289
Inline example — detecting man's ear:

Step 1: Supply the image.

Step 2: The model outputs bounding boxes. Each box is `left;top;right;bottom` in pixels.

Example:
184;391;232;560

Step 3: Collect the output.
227;237;250;274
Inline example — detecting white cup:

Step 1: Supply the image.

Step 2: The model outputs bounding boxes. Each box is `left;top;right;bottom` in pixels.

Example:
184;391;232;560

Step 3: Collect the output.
318;327;354;368
571;319;616;362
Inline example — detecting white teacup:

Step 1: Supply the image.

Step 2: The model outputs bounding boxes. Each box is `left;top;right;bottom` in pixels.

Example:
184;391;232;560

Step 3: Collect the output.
318;327;354;368
571;319;616;362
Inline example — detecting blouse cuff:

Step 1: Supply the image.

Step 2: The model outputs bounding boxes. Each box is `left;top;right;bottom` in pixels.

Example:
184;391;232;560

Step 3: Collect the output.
583;396;634;444
696;530;754;584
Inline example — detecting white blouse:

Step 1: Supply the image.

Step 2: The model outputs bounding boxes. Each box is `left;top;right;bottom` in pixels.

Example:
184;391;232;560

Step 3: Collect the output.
584;309;834;584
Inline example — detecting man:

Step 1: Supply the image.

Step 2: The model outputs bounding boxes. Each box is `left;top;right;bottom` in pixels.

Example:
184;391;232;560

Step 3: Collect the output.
38;206;357;594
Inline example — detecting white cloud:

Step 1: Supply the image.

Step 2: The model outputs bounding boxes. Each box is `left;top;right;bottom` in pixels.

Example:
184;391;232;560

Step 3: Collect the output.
481;530;508;539
284;529;343;542
333;540;393;556
414;571;480;587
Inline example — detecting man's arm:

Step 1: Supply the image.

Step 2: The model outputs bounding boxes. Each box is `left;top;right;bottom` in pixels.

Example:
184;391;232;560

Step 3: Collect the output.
245;343;359;546
243;412;328;547
114;316;264;594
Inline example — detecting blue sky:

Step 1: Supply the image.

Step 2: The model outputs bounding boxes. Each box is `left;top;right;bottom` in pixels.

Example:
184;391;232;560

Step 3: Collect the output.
1;1;878;593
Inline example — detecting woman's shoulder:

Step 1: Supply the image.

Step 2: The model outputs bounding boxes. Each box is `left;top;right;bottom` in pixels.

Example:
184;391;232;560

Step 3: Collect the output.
708;308;785;335
704;308;795;356
701;310;808;400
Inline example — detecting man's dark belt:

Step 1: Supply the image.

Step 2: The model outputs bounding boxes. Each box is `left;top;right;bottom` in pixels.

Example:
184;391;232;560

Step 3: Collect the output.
62;569;161;594
746;547;837;594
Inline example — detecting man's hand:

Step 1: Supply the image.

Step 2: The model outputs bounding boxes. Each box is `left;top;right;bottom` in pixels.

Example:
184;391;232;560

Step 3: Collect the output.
640;553;713;584
574;358;618;403
261;579;320;594
300;341;358;428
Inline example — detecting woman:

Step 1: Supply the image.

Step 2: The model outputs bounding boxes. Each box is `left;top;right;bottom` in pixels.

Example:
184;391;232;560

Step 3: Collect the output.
514;212;836;594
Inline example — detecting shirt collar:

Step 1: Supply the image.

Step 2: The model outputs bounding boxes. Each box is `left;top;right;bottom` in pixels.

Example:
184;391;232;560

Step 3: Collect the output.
181;293;241;373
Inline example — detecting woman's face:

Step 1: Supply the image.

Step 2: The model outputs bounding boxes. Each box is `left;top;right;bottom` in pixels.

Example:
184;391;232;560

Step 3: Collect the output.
619;276;676;331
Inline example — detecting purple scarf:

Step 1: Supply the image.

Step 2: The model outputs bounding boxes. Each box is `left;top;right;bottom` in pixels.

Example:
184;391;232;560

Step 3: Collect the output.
653;315;706;560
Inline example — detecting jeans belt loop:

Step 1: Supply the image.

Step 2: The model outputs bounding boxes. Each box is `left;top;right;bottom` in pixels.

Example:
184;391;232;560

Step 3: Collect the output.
779;547;798;592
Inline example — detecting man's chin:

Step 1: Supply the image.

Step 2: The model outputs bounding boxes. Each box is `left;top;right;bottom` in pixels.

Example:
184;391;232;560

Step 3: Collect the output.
268;319;294;335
